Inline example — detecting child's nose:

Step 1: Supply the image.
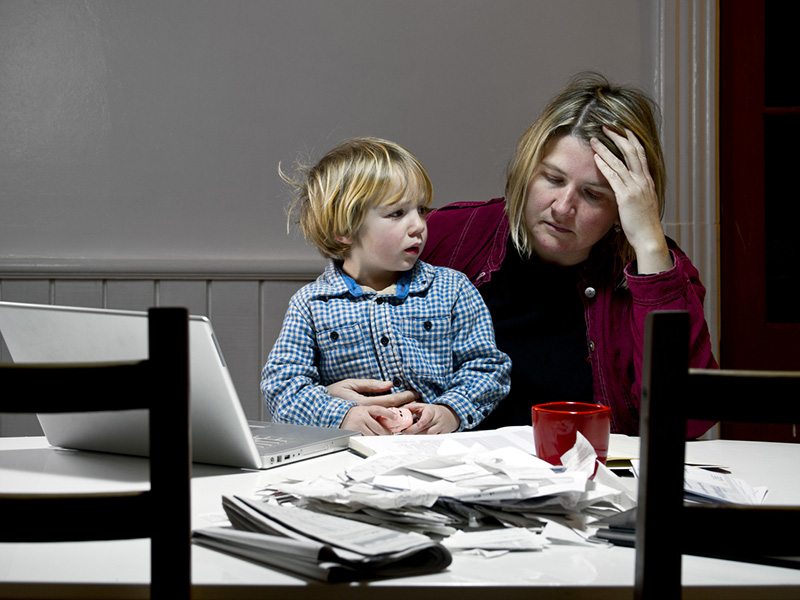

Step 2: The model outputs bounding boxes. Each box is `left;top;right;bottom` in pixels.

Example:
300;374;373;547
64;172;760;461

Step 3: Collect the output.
408;212;426;234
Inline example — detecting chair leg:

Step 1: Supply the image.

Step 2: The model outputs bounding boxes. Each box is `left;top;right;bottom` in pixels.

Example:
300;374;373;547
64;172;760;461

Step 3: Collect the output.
635;311;691;599
148;308;192;599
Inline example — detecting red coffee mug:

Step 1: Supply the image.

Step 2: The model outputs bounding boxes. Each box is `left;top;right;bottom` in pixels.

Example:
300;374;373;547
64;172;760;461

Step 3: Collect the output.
531;402;611;466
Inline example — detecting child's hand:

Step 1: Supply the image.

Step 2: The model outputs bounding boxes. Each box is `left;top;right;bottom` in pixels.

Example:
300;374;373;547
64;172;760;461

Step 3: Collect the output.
376;407;414;433
327;378;420;406
340;405;397;436
401;403;460;435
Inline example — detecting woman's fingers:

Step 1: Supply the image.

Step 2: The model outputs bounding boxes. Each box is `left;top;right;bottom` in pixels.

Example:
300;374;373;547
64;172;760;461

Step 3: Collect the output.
592;127;672;274
591;127;656;207
602;126;649;176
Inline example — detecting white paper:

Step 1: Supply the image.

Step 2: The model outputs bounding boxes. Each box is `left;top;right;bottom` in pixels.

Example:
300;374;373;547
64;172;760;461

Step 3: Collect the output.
443;527;546;551
350;426;536;457
559;431;598;477
683;465;762;505
541;519;604;546
259;427;644;551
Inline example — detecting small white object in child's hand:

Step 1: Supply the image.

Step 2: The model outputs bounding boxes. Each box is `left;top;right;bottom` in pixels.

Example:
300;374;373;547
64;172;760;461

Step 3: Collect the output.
378;406;414;433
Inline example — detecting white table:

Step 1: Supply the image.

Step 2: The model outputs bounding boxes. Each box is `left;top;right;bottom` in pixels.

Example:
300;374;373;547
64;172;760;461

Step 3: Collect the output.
1;435;800;599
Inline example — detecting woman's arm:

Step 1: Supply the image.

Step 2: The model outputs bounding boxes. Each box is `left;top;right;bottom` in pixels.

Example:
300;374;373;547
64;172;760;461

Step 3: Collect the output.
326;378;420;406
626;247;718;438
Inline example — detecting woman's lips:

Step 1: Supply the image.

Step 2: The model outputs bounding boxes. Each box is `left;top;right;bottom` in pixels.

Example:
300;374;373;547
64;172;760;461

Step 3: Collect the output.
545;221;571;234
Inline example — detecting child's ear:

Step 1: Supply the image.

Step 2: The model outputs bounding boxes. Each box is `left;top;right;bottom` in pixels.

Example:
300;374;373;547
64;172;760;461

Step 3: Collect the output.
336;235;353;246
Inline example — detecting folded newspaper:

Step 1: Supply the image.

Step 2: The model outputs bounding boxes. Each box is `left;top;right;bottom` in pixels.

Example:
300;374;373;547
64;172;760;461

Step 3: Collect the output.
193;495;452;582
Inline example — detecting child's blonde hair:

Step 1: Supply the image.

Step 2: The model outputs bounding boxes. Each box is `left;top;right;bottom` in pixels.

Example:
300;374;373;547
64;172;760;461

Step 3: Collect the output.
283;137;433;260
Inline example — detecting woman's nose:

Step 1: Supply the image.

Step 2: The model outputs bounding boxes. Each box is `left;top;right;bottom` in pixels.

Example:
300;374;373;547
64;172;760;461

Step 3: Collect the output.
552;188;577;216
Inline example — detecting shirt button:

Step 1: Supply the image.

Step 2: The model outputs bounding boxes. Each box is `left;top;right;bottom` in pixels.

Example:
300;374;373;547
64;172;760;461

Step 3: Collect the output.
584;287;596;298
423;321;432;331
330;331;339;341
392;377;402;387
376;297;384;305
380;335;390;346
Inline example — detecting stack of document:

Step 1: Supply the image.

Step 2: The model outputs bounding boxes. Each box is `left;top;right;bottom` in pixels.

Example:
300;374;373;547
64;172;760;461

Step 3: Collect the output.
592;466;767;546
683;465;766;505
260;427;636;538
194;495;452;582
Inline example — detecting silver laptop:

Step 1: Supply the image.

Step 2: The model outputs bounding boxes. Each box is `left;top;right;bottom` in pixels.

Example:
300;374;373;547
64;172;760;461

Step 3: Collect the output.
0;301;359;469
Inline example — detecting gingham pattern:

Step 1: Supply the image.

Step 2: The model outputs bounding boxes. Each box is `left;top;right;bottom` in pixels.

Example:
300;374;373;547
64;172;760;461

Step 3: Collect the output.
261;260;511;430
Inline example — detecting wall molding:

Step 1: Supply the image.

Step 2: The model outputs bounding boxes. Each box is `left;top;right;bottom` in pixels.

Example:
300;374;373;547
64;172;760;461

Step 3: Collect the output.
0;257;327;281
647;0;719;356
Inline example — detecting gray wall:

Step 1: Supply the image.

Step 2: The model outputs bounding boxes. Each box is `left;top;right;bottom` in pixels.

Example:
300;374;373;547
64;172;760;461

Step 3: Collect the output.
0;0;650;436
1;0;646;260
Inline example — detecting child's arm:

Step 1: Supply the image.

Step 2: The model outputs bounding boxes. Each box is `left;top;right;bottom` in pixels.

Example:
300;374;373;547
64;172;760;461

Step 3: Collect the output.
261;296;362;429
415;273;511;432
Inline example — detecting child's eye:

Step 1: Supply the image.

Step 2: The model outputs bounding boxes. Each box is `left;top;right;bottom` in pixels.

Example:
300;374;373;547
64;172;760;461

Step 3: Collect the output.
418;206;431;218
387;209;405;218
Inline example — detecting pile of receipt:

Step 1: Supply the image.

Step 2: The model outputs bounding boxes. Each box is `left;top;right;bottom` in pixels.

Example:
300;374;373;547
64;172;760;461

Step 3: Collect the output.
260;430;637;552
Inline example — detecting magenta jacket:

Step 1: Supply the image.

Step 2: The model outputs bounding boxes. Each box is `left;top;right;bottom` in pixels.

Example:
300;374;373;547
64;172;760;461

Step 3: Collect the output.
421;198;717;438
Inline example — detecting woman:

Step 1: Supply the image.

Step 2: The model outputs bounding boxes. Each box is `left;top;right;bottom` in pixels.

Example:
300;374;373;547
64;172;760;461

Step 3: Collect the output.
419;73;716;437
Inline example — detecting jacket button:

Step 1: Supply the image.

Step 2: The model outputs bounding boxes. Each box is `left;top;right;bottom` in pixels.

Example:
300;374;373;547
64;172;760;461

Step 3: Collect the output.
380;336;390;346
423;321;432;330
588;340;596;352
392;377;402;387
584;287;596;298
330;331;339;341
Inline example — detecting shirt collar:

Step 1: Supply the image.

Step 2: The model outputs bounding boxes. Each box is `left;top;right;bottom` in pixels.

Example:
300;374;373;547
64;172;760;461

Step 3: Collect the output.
338;268;413;300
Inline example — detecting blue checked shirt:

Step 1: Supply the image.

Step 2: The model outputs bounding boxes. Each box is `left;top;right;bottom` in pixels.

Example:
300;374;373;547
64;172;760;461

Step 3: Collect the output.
261;260;511;430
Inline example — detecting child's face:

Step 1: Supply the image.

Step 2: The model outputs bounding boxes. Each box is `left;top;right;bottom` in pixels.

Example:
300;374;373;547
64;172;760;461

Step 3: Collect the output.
340;187;429;291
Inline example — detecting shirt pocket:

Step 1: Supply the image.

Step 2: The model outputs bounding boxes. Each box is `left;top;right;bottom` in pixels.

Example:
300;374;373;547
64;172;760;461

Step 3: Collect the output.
400;316;452;379
316;323;372;380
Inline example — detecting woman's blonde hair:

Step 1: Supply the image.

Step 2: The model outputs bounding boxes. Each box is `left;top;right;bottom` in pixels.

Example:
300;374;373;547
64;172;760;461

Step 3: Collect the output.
283;137;433;260
505;73;666;280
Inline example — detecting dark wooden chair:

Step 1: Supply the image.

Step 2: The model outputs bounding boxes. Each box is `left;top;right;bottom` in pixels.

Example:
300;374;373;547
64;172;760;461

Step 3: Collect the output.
635;309;800;599
0;307;191;599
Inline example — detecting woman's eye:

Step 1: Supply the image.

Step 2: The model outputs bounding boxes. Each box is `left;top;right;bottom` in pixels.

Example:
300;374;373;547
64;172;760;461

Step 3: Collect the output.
585;189;603;201
544;174;563;185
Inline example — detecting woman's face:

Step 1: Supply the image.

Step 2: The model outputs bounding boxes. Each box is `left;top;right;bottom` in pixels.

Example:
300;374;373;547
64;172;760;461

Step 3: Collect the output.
523;135;619;266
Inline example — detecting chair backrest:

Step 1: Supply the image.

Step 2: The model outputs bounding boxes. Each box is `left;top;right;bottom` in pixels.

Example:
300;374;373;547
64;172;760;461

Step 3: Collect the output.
634;310;800;599
0;307;191;600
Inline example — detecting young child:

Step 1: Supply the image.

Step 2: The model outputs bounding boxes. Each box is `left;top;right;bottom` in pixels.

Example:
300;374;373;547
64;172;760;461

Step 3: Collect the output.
261;138;510;435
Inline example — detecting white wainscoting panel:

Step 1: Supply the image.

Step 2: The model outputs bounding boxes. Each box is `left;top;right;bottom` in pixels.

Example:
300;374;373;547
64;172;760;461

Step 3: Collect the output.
0;259;323;437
